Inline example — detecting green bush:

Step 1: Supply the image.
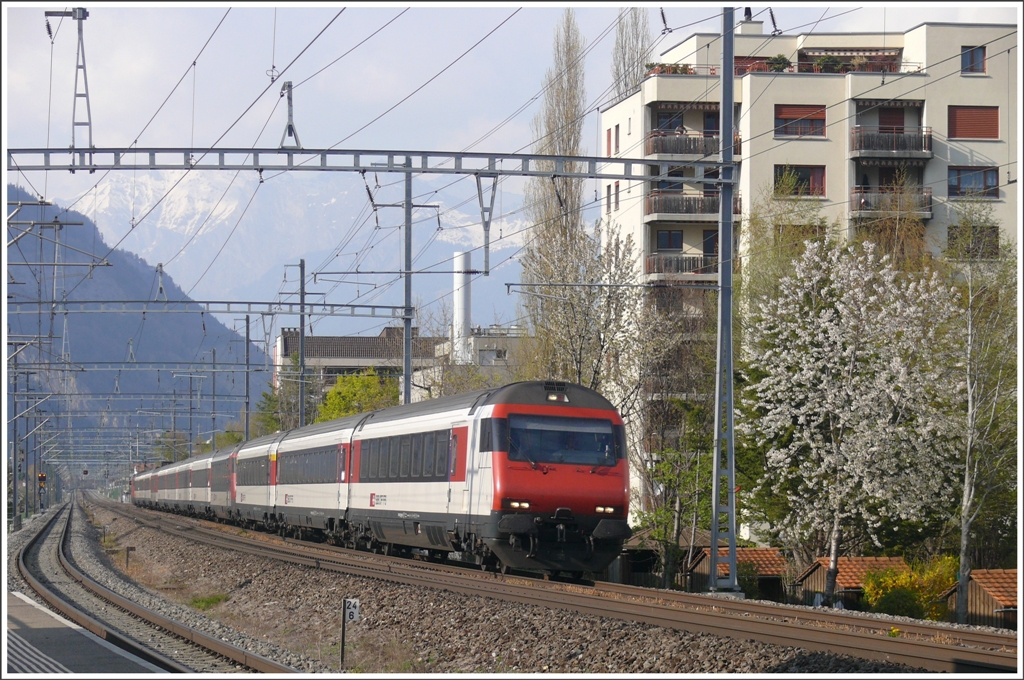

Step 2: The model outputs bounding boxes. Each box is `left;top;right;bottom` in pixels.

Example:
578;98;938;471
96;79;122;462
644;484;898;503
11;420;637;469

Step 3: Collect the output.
863;555;958;621
814;55;842;73
872;587;925;618
737;561;761;600
766;54;791;72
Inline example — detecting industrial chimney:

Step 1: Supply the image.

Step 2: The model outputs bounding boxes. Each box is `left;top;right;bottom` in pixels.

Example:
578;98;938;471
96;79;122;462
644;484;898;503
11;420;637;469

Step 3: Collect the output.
453;251;472;365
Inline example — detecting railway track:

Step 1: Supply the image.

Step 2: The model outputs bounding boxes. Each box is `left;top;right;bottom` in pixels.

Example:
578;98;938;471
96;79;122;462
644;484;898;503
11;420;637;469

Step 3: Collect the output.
94;497;1017;673
16;494;296;674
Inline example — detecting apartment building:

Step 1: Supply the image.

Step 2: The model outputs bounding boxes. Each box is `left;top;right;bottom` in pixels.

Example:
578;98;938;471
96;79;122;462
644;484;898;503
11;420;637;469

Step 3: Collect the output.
599;19;1017;286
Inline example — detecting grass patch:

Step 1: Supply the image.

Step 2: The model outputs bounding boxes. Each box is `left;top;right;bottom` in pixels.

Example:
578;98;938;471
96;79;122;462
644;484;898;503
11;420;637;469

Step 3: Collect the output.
190;593;230;610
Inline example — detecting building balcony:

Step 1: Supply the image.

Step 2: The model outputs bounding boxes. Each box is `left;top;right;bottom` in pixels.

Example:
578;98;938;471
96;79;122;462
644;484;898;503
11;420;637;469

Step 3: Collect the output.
850;126;932;160
645;130;741;157
849;187;933;220
645;191;741;221
645;253;718;277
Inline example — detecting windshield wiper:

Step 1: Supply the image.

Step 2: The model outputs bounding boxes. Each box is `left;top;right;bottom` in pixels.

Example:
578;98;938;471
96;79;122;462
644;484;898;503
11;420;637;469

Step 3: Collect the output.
510;438;538;470
590;444;614;473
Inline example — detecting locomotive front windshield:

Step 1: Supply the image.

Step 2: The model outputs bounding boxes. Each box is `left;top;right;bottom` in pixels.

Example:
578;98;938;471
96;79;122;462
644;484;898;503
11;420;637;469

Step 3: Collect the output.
507;414;621;467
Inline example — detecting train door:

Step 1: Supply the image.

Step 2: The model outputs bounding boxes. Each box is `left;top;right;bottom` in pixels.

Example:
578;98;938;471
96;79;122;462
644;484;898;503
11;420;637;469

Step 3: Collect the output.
337;442;349;514
449;422;468;519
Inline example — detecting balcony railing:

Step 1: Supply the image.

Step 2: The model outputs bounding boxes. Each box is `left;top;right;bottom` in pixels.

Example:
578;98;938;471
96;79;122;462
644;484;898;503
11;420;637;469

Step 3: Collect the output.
850;126;932;153
850;187;933;214
645;190;741;216
646;253;718;275
645;130;742;156
645;60;923;77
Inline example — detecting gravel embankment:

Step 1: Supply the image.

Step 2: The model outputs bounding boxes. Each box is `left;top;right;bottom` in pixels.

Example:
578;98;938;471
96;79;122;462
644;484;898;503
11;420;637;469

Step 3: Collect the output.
51;499;936;673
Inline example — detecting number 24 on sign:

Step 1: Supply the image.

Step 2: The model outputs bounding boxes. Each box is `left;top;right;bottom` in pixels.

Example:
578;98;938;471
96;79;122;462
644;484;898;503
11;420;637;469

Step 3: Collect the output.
344;598;360;622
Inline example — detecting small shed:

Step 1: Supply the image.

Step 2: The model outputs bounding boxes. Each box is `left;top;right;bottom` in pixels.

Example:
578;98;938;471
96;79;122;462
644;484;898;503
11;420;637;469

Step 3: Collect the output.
597;527;724;588
942;569;1017;630
793;556;909;609
687;547;790;602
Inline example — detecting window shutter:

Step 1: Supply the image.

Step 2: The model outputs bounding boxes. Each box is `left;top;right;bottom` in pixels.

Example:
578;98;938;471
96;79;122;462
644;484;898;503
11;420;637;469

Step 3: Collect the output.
774;104;826;120
948;106;998;138
878;108;905;128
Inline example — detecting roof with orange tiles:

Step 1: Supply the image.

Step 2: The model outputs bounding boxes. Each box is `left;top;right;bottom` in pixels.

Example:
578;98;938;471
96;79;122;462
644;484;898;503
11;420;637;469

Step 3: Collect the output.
689;547;789;577
942;569;1018;607
794;556;909;590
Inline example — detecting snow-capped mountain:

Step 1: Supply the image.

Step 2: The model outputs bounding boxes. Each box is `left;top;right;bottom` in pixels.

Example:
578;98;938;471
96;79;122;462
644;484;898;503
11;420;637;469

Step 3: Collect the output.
55;169;529;333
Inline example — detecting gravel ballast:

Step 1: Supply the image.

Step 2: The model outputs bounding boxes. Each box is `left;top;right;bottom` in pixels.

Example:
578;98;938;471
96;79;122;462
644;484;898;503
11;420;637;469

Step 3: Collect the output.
8;498;965;673
18;497;1007;671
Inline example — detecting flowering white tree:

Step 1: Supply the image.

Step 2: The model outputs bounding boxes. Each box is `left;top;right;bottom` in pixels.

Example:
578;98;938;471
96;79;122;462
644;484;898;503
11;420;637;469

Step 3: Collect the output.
942;202;1018;624
741;240;957;604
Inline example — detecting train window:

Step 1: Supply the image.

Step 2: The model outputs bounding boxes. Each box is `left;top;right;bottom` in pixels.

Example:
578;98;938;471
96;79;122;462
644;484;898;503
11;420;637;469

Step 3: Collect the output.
435;431;450;481
378;439;390;479
449;434;458;477
367;440;378;482
411;434;423;477
479;418;509;453
400;436;412;478
508;414;618;466
422;433;435;477
389;436;401;478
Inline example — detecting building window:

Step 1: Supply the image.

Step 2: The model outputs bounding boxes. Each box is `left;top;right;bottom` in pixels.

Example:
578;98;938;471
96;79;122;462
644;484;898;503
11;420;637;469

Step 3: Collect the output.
961;46;986;73
774;165;826;196
657;166;690;191
948;167;998;198
614;124;620;154
606;128;612;156
948;106;999;139
657;230;683;250
614;181;620;211
606;184;612;213
947;224;999;259
774;105;826;137
656;110;684;131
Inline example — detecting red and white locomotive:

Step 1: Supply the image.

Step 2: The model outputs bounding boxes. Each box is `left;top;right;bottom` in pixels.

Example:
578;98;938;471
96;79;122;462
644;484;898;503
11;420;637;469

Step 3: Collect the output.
132;381;631;576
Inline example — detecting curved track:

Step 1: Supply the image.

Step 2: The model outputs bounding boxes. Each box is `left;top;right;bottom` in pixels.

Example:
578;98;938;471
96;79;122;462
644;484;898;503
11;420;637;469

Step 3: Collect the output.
99;496;1017;673
17;494;295;674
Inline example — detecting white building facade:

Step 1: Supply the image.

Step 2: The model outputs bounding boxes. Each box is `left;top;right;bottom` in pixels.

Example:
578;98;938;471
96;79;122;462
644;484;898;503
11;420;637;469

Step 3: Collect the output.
599;20;1017;285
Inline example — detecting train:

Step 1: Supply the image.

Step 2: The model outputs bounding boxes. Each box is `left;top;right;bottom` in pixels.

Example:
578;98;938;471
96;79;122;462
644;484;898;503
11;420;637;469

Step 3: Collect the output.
130;381;632;577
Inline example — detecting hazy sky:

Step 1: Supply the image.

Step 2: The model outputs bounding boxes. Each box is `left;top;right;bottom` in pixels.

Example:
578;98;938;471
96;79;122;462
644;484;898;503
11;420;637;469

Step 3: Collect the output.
4;3;1020;333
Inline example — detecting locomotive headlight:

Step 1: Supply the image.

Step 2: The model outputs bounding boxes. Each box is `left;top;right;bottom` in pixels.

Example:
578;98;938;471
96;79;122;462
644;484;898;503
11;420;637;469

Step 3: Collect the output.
596;506;617;514
503;499;531;510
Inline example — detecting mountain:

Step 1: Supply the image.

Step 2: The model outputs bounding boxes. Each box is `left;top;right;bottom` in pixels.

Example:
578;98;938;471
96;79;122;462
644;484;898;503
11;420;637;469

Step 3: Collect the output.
7;183;271;436
51;170;529;336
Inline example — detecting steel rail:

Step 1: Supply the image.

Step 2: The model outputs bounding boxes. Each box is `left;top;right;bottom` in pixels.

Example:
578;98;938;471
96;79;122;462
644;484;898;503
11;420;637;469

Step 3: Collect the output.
593;582;1017;653
17;504;193;672
19;500;297;674
109;502;1016;674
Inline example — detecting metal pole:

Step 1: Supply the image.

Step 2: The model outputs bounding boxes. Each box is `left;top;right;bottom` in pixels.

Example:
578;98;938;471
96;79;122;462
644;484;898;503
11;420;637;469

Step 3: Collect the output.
299;259;306;427
403;156;413;405
211;348;216;450
171;388;177;462
188;376;193;459
244;314;250;441
11;354;19;527
709;6;739;593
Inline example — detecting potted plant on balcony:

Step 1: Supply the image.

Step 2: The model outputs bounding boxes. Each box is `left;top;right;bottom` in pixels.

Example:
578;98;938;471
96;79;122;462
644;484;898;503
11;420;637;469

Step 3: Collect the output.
814;54;842;73
850;55;870;72
766;54;791;72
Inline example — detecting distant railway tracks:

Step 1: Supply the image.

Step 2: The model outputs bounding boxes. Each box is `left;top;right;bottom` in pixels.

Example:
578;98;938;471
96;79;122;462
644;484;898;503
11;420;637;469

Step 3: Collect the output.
94;496;1017;673
17;495;296;673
